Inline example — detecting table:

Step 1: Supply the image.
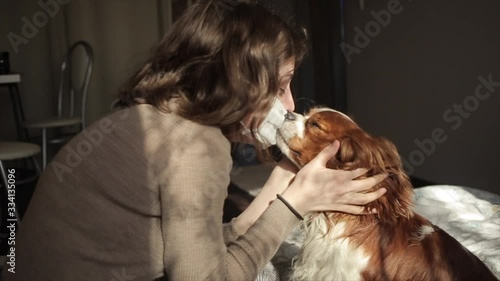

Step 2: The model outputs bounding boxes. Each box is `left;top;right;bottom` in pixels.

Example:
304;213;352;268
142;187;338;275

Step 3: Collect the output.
0;74;28;140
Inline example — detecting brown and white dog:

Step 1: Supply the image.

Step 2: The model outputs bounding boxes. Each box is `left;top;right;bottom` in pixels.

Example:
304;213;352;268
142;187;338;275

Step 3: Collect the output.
276;107;498;281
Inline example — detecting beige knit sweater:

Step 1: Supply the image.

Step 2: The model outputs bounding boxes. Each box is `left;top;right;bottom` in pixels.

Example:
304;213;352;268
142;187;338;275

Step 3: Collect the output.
2;104;299;281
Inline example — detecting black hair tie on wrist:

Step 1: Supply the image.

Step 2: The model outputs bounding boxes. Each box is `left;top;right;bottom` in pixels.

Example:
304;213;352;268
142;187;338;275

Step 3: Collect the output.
276;194;304;221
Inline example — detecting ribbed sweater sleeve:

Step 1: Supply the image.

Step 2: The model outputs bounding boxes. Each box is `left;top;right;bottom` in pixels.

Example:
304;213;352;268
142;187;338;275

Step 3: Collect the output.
223;220;241;245
158;120;300;281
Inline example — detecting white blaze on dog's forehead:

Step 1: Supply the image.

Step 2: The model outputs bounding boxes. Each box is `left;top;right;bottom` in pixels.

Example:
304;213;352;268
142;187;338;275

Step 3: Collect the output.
296;115;306;138
275;112;306;168
311;108;354;123
284;112;306;139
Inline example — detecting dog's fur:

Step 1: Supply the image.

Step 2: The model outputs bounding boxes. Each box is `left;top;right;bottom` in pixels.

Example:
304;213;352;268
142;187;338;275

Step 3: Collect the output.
276;107;498;281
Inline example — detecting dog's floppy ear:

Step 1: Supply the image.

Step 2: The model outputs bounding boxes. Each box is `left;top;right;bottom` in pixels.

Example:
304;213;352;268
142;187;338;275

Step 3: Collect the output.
368;136;414;223
326;131;379;171
328;132;414;223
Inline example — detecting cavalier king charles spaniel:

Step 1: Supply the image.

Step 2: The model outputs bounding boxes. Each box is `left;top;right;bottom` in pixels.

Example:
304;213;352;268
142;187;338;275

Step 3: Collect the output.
276;107;498;281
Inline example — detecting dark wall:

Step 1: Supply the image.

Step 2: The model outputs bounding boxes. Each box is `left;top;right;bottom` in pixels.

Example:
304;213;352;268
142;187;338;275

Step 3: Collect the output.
343;0;500;194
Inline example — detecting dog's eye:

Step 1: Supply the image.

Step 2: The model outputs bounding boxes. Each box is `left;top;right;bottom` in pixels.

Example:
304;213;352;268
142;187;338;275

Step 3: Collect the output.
307;121;321;129
291;149;301;156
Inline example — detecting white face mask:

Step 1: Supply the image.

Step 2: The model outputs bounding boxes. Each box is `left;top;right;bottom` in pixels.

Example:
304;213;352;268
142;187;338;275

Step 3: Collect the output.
241;99;287;147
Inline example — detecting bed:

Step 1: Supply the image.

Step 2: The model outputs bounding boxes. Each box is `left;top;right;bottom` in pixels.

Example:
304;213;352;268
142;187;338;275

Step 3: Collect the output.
230;167;500;280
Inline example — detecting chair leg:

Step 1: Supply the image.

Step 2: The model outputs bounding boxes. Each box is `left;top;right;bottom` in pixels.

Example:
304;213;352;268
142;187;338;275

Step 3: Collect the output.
42;128;47;170
32;156;42;176
0;160;22;225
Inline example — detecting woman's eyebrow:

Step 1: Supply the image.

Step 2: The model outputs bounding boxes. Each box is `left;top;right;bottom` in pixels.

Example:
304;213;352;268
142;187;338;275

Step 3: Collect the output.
281;72;294;80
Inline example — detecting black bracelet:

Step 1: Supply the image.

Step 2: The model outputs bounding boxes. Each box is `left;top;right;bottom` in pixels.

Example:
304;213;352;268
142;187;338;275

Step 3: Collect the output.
276;194;304;221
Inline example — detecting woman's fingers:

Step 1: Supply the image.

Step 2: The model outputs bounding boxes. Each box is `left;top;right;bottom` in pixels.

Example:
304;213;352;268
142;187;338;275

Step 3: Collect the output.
290;142;390;215
347;168;369;179
333;204;374;215
350;173;388;192
310;141;340;166
341;188;387;205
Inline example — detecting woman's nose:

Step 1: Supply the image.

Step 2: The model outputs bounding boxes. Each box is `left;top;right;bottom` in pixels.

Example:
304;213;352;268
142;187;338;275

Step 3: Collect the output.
282;97;295;112
278;86;295;112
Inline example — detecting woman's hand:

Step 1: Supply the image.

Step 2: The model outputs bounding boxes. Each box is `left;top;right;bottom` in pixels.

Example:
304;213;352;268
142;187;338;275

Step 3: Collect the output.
281;140;387;216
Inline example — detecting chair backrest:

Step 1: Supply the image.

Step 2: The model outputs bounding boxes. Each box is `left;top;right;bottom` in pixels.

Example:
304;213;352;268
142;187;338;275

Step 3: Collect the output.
57;41;94;128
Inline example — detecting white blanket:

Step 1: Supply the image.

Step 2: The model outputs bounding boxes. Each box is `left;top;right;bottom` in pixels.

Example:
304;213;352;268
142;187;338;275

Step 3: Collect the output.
258;185;500;280
412;185;500;277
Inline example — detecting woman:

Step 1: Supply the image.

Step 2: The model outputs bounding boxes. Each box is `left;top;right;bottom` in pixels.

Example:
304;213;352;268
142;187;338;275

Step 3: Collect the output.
4;1;386;280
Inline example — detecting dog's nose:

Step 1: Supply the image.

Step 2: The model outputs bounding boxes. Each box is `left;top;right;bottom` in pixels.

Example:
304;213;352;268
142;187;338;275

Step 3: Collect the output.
285;111;295;121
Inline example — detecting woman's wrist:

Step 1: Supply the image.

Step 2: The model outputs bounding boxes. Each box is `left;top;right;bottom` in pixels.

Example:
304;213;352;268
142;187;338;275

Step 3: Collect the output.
231;177;290;236
276;194;304;220
279;186;307;217
264;162;296;193
230;161;298;235
231;216;253;236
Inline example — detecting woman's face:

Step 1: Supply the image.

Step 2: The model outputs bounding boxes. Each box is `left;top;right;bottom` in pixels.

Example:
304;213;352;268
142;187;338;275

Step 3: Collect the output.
240;61;295;127
233;61;295;143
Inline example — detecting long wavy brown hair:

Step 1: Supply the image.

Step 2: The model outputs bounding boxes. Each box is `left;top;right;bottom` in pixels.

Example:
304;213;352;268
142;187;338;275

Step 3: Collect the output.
116;0;307;137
